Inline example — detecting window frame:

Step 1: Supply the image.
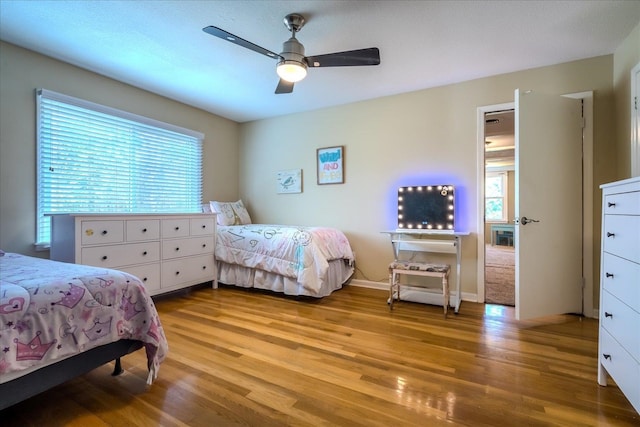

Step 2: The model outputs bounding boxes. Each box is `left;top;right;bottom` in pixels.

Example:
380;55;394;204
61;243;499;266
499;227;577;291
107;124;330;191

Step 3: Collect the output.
36;89;204;248
485;171;508;223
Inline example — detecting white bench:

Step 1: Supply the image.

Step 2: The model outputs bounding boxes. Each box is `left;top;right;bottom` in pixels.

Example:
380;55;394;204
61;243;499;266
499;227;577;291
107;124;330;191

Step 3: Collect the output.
388;261;451;318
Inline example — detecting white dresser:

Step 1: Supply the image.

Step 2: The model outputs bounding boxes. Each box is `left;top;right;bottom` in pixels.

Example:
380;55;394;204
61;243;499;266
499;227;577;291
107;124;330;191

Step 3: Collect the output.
597;177;640;414
50;213;216;296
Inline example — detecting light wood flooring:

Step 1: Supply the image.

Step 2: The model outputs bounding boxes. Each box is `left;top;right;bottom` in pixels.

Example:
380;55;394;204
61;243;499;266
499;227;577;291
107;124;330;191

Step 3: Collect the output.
2;284;638;426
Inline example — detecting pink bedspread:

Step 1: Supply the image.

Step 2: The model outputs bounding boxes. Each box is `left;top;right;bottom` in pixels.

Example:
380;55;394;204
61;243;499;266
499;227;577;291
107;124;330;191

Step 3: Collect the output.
216;224;355;294
0;252;168;384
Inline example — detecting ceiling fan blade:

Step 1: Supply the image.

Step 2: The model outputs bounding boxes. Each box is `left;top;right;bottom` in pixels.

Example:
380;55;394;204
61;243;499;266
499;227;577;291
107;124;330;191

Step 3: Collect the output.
275;79;294;94
203;26;280;60
305;48;380;68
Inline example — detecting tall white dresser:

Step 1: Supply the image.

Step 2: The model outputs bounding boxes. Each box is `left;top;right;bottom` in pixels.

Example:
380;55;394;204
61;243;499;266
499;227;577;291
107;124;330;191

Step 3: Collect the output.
50;213;216;296
597;177;640;414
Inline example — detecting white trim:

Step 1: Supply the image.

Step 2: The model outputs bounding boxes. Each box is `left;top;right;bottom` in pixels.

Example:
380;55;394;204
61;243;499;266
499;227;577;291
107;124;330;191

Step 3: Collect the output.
563;91;594;317
632;62;640;177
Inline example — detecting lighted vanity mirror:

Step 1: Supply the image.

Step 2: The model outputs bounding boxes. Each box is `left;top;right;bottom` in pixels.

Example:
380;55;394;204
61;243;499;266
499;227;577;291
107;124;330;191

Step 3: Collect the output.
397;185;455;231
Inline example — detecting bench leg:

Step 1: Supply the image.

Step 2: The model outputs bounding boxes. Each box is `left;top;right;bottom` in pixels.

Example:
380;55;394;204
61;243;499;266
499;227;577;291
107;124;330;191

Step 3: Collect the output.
443;274;449;319
388;271;394;310
389;270;401;310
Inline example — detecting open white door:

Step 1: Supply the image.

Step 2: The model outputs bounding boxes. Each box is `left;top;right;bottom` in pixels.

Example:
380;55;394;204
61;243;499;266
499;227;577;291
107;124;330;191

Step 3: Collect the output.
515;89;583;320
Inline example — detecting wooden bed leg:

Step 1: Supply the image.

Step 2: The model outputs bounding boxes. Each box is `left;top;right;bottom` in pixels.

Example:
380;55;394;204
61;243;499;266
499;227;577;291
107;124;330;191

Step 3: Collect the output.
112;358;124;376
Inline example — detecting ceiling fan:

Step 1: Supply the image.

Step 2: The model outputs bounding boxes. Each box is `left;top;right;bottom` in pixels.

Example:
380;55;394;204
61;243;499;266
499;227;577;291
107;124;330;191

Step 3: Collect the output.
203;13;381;94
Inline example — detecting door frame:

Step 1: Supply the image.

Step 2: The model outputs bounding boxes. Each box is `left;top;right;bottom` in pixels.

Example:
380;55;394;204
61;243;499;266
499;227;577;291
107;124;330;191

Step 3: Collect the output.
632;62;640;177
476;91;594;316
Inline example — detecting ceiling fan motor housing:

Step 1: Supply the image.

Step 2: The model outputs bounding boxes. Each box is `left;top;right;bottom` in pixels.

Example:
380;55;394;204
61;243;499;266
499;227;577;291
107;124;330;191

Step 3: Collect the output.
277;37;307;81
203;12;380;92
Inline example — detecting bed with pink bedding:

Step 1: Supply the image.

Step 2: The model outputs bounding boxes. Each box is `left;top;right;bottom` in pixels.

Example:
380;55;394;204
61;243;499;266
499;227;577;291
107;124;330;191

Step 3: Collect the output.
0;251;168;409
215;224;355;297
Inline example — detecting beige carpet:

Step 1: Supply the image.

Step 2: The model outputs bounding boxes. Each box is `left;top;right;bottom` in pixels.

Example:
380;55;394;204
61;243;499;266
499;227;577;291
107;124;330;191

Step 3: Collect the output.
485;244;515;306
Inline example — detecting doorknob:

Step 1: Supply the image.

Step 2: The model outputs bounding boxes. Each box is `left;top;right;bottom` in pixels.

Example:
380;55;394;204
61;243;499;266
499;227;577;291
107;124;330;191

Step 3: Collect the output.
520;216;540;225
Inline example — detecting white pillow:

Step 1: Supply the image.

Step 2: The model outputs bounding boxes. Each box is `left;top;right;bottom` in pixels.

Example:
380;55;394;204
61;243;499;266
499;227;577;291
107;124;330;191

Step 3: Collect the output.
209;200;252;226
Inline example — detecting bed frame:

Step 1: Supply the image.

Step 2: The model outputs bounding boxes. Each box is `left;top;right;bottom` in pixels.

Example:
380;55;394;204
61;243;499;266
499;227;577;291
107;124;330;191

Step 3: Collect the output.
0;339;143;410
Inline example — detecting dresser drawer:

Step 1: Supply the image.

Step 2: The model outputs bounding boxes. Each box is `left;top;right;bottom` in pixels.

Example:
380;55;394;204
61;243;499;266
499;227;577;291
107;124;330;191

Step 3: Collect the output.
162;236;214;260
190;217;216;236
119;263;161;292
604;191;640;215
602;252;640;313
126;219;160;241
603;215;640;263
162;219;190;238
81;220;124;245
161;254;214;288
599;328;640;409
600;290;640;362
81;242;161;268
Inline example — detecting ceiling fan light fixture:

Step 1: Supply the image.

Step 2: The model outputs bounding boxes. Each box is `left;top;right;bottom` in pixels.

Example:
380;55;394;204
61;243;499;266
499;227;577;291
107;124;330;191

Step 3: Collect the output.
203;12;381;94
276;60;307;82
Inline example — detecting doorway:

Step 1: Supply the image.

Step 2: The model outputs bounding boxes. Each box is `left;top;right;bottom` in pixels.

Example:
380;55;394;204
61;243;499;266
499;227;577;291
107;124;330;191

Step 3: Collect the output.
475;92;594;317
484;110;515;306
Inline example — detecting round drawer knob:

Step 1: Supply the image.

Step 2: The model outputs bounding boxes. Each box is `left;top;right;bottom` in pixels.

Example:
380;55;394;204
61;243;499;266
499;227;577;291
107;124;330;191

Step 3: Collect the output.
101;230;108;235
175;271;180;275
175;247;180;251
142;228;147;233
101;255;108;261
175;226;180;231
143;251;148;256
202;225;206;229
142;277;148;282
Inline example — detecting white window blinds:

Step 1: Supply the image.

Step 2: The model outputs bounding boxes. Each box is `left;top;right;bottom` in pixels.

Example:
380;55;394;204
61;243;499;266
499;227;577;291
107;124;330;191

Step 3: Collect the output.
36;89;203;246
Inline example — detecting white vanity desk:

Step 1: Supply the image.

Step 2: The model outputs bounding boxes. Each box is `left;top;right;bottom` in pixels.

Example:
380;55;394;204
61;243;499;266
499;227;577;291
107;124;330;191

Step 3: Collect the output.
382;230;468;313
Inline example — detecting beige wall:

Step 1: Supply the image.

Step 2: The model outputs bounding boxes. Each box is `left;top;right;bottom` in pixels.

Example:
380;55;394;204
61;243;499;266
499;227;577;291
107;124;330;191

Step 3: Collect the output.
2;27;637;310
0;41;240;258
239;55;615;302
613;21;640;180
588;21;640;310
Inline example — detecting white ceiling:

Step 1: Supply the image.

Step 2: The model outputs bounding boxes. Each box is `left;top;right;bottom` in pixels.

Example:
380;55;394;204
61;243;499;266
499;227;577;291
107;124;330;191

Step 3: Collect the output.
1;1;638;123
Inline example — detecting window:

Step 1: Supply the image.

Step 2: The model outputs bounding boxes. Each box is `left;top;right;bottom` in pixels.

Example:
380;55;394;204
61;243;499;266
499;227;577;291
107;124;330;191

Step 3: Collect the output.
485;172;508;222
37;89;203;246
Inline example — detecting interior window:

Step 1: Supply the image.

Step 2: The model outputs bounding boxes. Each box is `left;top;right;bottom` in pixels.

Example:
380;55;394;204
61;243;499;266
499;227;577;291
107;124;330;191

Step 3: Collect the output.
485;172;508;222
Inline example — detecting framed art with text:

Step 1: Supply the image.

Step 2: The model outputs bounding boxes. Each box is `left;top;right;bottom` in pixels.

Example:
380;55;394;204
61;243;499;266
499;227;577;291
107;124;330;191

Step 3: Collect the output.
317;146;344;185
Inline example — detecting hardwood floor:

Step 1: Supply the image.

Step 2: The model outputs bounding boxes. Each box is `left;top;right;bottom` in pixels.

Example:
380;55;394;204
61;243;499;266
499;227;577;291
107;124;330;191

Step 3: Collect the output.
2;285;638;426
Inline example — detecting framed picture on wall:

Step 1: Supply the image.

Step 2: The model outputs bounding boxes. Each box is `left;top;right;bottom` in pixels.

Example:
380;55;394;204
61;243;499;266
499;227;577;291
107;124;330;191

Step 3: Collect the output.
277;169;302;194
317;146;344;185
